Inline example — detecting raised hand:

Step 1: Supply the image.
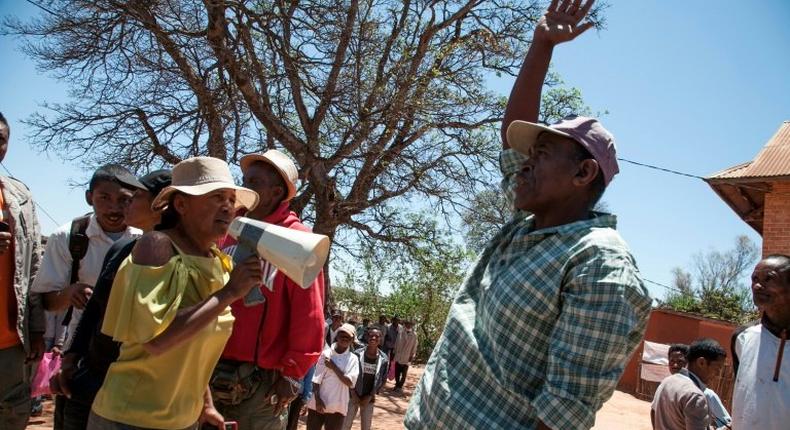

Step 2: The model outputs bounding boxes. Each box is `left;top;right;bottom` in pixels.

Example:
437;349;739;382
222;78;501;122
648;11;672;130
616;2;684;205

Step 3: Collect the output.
535;0;596;46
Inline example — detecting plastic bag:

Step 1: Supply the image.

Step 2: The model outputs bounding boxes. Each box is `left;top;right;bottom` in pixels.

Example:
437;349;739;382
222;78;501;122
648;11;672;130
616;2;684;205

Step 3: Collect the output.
387;359;396;381
31;352;61;398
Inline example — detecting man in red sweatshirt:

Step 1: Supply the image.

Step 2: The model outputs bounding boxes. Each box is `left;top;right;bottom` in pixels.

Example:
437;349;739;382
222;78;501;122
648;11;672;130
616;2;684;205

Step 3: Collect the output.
211;149;326;430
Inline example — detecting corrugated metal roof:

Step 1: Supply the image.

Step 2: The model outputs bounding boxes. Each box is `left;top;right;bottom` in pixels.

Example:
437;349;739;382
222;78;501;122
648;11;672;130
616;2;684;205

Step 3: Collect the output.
707;121;790;180
707;162;752;180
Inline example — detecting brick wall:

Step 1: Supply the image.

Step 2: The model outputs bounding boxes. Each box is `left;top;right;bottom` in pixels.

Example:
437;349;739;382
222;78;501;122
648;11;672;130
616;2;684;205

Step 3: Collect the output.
763;181;790;256
618;309;737;406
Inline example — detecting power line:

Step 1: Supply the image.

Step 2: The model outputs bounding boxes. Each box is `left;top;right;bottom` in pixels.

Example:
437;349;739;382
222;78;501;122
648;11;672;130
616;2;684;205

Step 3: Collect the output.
617;156;783;196
617;158;704;180
642;277;682;294
1;162;61;226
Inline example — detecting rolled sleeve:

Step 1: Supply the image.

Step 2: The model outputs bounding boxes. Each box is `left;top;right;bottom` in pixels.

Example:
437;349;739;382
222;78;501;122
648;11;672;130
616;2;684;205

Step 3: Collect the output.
346;355;360;386
31;228;72;294
499;149;529;211
312;350;329;384
534;249;651;430
27;198;46;333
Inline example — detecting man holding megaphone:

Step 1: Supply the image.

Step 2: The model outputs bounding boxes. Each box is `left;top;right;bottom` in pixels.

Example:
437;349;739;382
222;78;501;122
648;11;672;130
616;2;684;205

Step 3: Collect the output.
210;150;326;430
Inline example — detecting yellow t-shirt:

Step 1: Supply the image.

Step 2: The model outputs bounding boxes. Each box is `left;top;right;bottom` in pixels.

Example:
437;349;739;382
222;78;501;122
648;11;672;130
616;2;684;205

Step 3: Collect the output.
92;245;235;429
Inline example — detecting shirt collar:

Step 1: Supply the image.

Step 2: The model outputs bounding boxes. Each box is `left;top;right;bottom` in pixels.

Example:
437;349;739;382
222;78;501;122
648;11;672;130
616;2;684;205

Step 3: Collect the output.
522;212;617;237
85;214;141;240
681;368;707;391
331;344;352;357
264;201;292;225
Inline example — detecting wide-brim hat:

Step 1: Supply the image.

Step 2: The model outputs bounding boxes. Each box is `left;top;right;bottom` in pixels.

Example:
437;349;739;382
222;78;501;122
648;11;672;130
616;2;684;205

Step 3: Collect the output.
151;156;259;211
506;115;619;186
239;150;298;201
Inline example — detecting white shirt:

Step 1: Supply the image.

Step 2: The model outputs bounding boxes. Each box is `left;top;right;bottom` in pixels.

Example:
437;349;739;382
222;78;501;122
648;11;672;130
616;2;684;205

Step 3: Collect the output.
732;324;790;430
308;344;360;415
31;214;140;348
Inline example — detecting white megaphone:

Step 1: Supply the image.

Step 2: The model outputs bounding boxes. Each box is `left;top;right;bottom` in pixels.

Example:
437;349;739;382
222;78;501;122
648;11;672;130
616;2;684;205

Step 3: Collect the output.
227;216;330;306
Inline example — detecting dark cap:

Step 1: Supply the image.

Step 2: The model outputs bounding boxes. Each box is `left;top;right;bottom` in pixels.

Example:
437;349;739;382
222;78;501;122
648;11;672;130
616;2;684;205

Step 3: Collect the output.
138;170;172;199
110;168;146;191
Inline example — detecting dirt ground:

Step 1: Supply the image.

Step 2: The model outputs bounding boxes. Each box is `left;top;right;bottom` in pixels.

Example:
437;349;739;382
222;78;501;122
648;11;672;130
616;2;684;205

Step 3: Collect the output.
27;365;653;429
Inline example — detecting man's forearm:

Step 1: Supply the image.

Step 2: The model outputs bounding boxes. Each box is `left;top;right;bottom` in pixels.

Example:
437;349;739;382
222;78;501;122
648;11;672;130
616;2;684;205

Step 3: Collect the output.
501;40;554;148
27;292;46;333
312;382;322;403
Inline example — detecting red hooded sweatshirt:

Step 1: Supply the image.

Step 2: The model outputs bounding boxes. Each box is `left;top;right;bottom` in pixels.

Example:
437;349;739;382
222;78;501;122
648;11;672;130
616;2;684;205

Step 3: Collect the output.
219;202;325;378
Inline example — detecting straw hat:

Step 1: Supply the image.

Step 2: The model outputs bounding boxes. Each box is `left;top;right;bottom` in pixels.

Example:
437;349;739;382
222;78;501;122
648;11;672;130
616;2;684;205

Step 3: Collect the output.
239;150;298;201
151;156;259;211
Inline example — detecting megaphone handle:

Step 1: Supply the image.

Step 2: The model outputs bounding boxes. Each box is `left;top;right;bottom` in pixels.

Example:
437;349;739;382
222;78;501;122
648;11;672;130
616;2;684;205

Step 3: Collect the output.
231;242;266;307
244;286;266;307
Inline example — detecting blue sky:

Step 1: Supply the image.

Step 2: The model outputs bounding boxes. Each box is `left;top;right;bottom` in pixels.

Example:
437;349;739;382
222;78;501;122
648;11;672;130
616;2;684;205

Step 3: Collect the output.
2;1;789;299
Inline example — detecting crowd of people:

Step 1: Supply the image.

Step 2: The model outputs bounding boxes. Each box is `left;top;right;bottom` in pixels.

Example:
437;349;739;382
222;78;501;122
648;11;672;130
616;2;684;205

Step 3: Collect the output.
307;313;418;430
1;1;788;429
0;130;420;430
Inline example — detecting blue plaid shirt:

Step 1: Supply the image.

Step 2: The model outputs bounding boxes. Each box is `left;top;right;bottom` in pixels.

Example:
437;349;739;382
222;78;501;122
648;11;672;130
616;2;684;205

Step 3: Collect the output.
404;150;652;429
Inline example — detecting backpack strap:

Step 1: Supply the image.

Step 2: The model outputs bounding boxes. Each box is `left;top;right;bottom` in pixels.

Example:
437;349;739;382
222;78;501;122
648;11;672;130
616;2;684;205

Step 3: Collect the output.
68;214;92;283
62;214;92;326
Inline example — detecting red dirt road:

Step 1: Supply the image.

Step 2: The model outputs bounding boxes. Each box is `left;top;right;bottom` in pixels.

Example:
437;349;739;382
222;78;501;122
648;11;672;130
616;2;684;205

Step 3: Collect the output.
28;365;653;429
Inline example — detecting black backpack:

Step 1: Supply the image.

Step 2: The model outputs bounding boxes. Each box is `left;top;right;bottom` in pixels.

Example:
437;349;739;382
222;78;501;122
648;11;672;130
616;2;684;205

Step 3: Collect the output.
62;214;91;326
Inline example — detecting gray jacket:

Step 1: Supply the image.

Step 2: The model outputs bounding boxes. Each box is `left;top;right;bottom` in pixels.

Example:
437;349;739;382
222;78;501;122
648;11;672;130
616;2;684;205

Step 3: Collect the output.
1;175;45;352
351;347;388;396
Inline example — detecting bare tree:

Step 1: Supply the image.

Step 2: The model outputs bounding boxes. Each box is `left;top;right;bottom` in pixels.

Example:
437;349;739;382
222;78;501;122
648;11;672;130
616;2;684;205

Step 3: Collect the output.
693;235;759;295
671;267;693;296
663;235;759;323
5;0;603;305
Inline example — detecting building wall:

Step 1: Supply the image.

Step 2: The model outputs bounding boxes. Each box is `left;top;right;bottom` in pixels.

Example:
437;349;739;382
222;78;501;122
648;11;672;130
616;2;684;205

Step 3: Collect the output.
617;309;738;408
763;181;790;255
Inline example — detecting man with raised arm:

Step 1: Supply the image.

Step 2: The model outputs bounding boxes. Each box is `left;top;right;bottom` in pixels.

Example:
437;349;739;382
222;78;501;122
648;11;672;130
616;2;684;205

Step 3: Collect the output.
404;1;651;429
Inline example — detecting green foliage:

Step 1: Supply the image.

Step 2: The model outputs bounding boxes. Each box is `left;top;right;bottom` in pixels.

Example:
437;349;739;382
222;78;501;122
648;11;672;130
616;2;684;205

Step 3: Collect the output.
662;288;757;324
659;235;760;324
460;185;509;252
334;215;470;360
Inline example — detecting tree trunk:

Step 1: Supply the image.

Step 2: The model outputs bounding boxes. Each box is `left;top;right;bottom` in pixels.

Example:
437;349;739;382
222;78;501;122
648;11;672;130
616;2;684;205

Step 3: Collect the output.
313;215;339;318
